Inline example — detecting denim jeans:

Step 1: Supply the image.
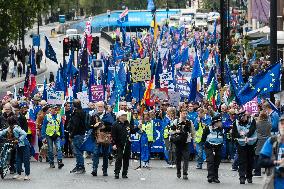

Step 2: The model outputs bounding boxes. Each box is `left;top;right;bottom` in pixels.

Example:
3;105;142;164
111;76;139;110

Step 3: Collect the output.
72;135;85;168
47;136;63;164
225;139;234;160
92;140;109;173
16;145;30;176
196;142;204;166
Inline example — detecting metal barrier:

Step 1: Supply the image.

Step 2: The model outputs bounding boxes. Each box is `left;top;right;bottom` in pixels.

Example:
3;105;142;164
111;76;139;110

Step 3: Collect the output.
101;31;115;44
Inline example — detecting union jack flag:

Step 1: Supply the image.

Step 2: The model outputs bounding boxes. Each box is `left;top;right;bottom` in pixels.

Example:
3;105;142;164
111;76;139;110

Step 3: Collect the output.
117;7;128;24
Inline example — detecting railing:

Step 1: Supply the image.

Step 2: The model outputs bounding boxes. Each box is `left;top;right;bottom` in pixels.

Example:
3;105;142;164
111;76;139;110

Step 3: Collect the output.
101;30;115;44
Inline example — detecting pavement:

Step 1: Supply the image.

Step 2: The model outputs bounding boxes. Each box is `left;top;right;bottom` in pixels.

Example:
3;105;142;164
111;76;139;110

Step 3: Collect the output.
0;63;47;89
0;22;111;99
0;159;264;189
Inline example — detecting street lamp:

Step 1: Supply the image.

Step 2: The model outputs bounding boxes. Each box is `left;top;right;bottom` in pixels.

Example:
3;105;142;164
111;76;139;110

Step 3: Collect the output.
107;10;111;32
166;0;169;27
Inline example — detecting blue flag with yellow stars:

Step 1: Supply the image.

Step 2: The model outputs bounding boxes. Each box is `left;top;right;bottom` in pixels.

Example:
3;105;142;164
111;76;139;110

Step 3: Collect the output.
45;36;58;64
236;63;281;105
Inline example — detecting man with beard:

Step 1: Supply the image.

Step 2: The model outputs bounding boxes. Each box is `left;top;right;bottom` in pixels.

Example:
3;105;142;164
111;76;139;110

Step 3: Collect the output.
232;110;257;184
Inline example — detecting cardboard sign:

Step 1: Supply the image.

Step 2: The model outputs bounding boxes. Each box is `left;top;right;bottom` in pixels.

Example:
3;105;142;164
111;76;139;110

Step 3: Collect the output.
77;91;89;109
90;85;104;102
47;91;64;105
130;57;151;82
168;91;180;107
150;88;168;103
242;97;259;115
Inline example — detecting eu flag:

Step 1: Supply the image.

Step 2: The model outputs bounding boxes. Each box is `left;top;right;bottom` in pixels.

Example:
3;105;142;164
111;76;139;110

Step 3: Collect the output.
30;48;37;75
237;63;281;105
45;36;58;64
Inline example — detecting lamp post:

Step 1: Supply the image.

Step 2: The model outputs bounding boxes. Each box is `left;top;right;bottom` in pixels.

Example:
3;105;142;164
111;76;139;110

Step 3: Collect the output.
107;10;111;32
166;0;169;27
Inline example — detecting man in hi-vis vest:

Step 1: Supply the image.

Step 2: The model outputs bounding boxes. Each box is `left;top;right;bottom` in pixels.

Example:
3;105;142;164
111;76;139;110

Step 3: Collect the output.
41;105;65;169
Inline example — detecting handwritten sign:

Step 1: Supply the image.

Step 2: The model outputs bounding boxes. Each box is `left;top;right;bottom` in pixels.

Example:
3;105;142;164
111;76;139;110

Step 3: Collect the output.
168;91;180;107
47;91;64;105
90;85;104;102
130;57;151;82
77;91;89;109
242;97;259;115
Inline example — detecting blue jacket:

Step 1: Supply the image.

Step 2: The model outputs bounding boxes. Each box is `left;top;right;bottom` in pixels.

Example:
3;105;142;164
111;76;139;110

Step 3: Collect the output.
270;111;280;133
41;114;65;139
0;125;29;147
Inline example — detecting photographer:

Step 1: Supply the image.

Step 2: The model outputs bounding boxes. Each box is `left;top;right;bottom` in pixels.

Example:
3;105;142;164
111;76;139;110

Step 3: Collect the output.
259;115;284;189
171;109;195;180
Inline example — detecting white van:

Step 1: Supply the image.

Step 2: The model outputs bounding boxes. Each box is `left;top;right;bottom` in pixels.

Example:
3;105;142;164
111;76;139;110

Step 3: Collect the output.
169;15;180;28
194;13;208;28
66;29;78;37
179;9;195;29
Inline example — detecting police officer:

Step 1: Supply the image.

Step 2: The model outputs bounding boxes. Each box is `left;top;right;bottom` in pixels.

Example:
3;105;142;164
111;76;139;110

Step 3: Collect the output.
41;105;65;169
201;115;224;183
232;110;257;184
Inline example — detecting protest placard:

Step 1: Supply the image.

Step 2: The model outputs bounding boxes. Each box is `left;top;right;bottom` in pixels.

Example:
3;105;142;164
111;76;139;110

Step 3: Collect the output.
159;72;173;81
129;57;151;82
77;91;89;109
168;91;180;107
47;91;64;105
242;97;259;115
90;85;104;102
150;88;168;103
175;76;190;98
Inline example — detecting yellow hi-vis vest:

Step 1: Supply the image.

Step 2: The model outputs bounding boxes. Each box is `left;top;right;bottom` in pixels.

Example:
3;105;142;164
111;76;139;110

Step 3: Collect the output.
142;121;154;142
164;126;169;139
46;114;61;137
127;112;132;123
195;123;205;143
25;113;32;134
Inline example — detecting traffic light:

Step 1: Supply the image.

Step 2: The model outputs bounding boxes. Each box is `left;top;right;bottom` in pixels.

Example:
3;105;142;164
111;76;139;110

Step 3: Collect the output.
63;37;70;56
91;36;99;55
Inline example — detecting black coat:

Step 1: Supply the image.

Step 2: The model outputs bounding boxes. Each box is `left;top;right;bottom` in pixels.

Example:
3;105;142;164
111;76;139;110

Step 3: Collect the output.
111;120;139;147
69;109;86;138
18;113;28;133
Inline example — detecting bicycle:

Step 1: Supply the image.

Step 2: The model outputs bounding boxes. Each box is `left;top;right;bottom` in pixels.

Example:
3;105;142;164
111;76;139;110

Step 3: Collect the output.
0;141;16;179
